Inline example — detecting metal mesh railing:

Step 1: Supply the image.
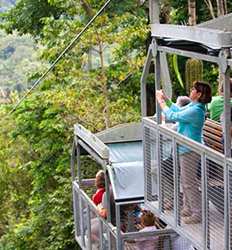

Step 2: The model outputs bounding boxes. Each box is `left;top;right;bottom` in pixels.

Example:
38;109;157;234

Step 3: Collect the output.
73;182;117;250
144;126;158;202
206;158;225;250
74;180;192;250
123;230;193;250
160;134;175;221
143;117;230;250
176;142;204;245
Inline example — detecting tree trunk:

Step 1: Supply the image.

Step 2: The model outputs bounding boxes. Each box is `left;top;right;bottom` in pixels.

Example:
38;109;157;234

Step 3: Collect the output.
80;0;93;17
216;0;227;16
204;0;215;19
188;0;196;25
98;40;110;129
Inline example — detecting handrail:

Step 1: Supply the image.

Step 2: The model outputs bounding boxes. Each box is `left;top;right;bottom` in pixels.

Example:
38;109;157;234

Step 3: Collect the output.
143;117;225;163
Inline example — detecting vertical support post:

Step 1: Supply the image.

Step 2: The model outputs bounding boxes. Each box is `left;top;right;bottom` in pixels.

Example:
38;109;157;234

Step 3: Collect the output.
155;42;161;124
143;124;150;202
116;204;123;250
228;161;232;250
219;49;231;250
155;38;162;212
86;205;92;250
141;74;147;117
105;170;112;249
79;196;86;248
219;49;231;157
224;159;230;250
71;140;80;241
201;153;209;249
73;186;80;238
142;124;148;202
105;170;111;223
229;62;232;250
157;130;162;212
141;46;153;117
71;141;76;182
173;138;180;226
99;219;104;250
76;140;82;184
221;69;231;158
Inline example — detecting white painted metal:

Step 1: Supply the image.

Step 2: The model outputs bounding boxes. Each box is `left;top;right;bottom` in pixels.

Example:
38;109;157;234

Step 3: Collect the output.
74;124;109;159
96;122;142;143
151;23;232;48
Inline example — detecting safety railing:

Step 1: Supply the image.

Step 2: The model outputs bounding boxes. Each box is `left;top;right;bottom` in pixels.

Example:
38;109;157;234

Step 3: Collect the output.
71;122;209;249
143;117;232;250
73;179;194;250
73;181;117;250
122;228;192;250
73;180;188;250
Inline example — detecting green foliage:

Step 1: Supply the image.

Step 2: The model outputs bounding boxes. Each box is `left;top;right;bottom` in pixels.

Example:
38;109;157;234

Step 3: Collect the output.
0;106;32;238
2;0;66;37
1;1;229;249
0;90;78;249
203;63;219;95
0;1;147;249
0;30;41;91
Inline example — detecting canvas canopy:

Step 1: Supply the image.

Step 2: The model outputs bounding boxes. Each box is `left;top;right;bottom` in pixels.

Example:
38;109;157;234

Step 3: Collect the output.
106;142;144;202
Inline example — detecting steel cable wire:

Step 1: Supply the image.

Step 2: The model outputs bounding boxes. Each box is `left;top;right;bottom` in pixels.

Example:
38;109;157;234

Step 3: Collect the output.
8;0;114;115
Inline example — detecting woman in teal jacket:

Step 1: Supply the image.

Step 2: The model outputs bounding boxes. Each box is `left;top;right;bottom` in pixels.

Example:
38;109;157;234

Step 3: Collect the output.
156;81;212;224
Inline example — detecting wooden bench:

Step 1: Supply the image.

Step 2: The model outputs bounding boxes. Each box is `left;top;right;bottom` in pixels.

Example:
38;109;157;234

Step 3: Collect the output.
203;119;224;211
203;118;223;153
202;119;224;184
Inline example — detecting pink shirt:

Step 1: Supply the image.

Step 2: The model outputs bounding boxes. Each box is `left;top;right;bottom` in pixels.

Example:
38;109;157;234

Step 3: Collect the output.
136;226;158;250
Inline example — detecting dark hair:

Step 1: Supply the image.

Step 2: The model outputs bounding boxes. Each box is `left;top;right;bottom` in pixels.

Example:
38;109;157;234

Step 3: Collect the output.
193;81;212;104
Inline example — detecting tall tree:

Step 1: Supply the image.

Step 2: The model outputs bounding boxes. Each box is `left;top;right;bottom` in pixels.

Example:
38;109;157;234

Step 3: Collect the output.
216;0;227;16
0;1;148;249
188;0;196;25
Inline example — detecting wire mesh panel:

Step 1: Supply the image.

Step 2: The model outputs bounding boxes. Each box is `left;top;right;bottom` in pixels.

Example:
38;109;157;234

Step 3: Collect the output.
79;196;89;248
206;158;225;250
160;134;175;221
73;184;118;250
123;234;169;250
143;118;232;249
89;209;116;250
144;126;158;203
123;231;194;250
176;142;204;245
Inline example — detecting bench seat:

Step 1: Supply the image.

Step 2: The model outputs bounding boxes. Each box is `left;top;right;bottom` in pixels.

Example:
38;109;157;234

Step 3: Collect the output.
203;119;223;153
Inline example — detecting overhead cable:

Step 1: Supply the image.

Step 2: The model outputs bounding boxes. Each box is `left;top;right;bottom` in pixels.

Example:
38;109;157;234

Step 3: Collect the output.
9;0;113;114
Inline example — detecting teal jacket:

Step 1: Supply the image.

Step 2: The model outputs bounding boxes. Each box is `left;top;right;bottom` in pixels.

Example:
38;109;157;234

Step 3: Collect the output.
163;101;206;144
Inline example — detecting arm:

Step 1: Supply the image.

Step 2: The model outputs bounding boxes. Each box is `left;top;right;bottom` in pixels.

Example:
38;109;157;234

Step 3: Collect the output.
156;90;169;110
163;105;203;124
156;90;181;112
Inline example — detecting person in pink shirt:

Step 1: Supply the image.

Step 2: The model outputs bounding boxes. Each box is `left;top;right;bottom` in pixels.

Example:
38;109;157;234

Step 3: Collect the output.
91;170;105;206
135;211;159;250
